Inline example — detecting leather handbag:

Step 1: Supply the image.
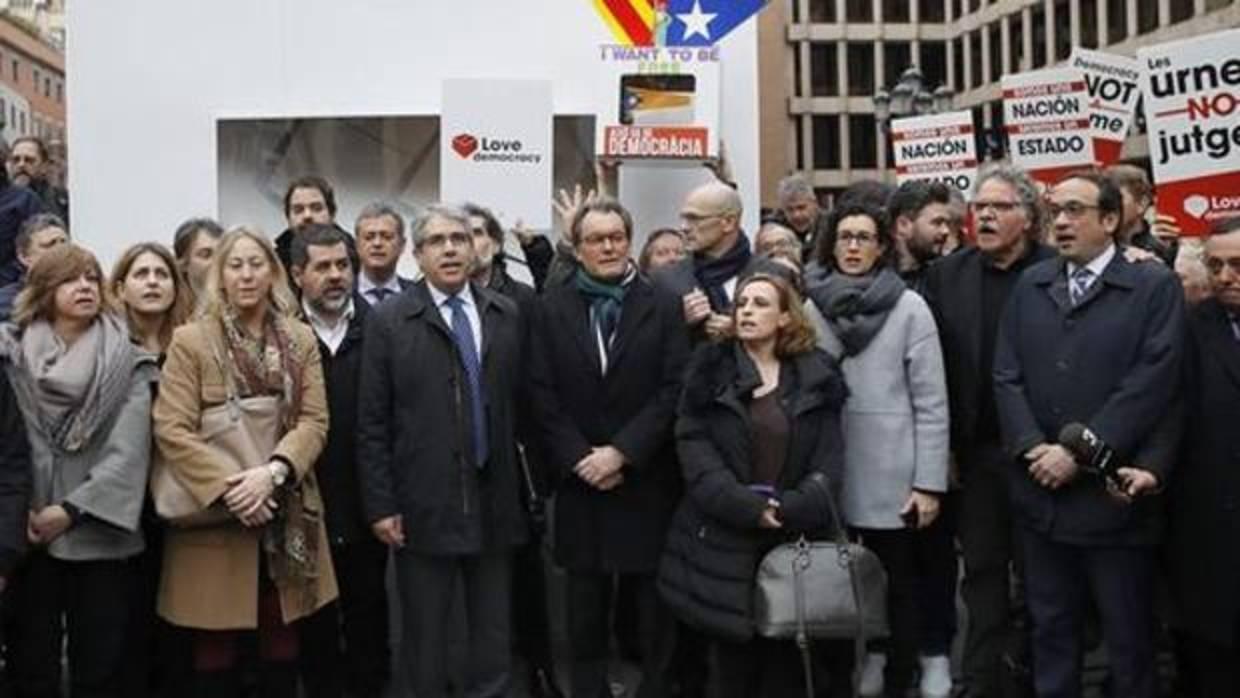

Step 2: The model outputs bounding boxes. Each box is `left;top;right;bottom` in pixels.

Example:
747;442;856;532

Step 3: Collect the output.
150;340;281;528
753;483;888;697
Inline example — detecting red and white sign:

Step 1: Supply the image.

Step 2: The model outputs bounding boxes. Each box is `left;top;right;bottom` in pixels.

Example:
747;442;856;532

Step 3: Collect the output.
890;110;978;198
1002;67;1095;184
603;125;709;159
1070;49;1141;166
1139;28;1240;236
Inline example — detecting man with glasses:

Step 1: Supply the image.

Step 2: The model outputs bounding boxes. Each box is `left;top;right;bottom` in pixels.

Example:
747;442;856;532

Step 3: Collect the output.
358;205;527;697
993;170;1184;698
923;163;1053;697
653;182;752;344
1166;216;1240;695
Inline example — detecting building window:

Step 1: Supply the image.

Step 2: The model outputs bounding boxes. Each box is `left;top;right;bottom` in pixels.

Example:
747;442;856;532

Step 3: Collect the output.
846;0;871;22
847;42;876;96
811;43;840;96
56;82;62;103
1009;13;1025;71
920;0;945;23
1031;4;1047;68
1107;0;1128;43
950;0;963;19
1055;0;1073;61
1169;1;1193;22
1206;0;1234;10
11;60;18;82
797;117;806;170
1080;0;1099;48
812;115;841;169
849;114;878;169
1137;0;1158;33
883;0;910;23
884;42;912;91
988;23;1002;79
809;0;837;22
922;40;948;88
969;30;982;89
19;111;26;135
952;36;964;90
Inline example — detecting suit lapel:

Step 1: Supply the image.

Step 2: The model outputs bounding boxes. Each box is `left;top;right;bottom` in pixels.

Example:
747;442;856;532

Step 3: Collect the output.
1043;260;1073;314
959;254;984;370
562;291;603;376
1201;301;1240;389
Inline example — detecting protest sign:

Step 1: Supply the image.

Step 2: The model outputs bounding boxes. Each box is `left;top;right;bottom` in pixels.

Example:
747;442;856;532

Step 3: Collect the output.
1002;67;1095;183
441;79;553;229
1139;28;1240;236
890;110;978;198
1070;49;1141;166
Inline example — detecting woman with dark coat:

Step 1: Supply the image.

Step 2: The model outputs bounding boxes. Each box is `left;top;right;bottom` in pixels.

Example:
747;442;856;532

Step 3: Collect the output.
658;271;848;697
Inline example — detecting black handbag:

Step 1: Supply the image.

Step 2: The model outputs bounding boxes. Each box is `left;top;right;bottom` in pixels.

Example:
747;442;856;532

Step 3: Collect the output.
753;485;888;697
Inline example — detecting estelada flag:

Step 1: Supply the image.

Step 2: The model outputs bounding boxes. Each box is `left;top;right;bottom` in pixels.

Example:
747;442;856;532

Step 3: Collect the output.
594;0;768;46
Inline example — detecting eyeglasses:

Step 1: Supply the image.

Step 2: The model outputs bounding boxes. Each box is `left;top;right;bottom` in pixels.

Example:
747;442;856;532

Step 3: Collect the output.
1046;201;1100;219
1205;256;1240;277
969;200;1022;215
836;231;879;246
579;232;628;248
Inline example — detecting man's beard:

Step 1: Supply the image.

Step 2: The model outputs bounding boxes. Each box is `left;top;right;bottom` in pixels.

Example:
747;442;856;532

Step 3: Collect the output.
311;289;349;315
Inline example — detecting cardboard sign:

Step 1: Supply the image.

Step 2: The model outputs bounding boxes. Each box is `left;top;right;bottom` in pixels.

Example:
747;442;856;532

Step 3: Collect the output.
596;44;721;160
441;79;554;229
890;110;978;198
1002;67;1095;183
1139;28;1240;236
1070;49;1141;166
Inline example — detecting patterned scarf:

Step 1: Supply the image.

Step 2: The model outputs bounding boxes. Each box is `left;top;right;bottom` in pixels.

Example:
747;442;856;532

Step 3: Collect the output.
219;310;319;601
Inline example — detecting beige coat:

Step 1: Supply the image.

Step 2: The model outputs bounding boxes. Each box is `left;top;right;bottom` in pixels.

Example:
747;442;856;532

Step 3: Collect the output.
152;318;337;630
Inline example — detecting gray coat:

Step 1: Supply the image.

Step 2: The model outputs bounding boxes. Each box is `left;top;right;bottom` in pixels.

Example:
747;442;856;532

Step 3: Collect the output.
21;357;156;561
806;290;950;529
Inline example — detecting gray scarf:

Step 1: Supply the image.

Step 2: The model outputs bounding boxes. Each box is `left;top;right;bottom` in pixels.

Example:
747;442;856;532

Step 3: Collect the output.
1;313;136;453
806;267;906;357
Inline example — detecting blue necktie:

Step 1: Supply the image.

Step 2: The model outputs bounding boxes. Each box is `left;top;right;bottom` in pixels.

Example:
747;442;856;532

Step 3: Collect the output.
445;296;488;468
368;287;393;305
1070;267;1094;306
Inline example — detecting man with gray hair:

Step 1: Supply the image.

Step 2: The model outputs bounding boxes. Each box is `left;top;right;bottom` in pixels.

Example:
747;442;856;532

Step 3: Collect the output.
774;173;829;260
358;204;527;697
921;163;1053;698
354;202;412;305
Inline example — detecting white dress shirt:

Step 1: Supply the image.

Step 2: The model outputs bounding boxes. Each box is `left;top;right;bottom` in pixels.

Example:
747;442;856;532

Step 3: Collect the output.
427;283;483;355
303;297;355;356
357;271;404;306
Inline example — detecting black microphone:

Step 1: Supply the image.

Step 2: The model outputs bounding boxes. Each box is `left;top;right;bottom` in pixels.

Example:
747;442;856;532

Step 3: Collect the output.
1057;423;1121;488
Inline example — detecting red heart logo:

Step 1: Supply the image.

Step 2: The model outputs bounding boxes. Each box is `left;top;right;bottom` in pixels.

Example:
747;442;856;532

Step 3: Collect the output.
452;133;478;159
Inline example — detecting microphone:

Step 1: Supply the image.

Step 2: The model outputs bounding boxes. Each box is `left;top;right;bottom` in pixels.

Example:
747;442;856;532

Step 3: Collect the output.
1057;423;1121;488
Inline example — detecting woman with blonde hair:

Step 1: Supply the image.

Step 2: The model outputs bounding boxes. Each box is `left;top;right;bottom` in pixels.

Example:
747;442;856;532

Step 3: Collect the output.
659;272;849;697
153;226;336;698
110;242;193;355
0;243;157;697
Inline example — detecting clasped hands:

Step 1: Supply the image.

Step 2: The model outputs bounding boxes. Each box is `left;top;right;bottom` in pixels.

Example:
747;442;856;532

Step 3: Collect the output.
683;290;733;341
575;445;627;491
224;462;281;528
1024;443;1159;501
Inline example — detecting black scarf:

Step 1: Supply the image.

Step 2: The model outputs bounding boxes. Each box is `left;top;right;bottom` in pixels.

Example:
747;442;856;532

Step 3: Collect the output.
806;267;905;356
694;234;752;311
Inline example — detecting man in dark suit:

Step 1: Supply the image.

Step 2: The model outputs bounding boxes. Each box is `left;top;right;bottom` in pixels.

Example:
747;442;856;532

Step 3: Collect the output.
528;198;689;698
290;225;390;698
354;203;413;306
994;170;1185;698
358;204;527;698
923;164;1053;698
0;366;31;695
1165;216;1240;695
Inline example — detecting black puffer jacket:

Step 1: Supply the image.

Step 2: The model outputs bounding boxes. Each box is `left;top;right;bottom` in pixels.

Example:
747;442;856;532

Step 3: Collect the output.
658;342;847;642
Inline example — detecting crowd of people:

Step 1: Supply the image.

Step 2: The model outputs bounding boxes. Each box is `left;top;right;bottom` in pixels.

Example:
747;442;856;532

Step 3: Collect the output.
0;132;1237;698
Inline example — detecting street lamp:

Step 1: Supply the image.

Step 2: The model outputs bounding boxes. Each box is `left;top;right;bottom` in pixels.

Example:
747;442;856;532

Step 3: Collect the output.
872;66;955;174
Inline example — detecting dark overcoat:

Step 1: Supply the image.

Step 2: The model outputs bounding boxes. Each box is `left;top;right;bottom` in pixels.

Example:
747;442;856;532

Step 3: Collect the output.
993;253;1185;545
527;277;689;572
357;281;528;555
1166;299;1240;646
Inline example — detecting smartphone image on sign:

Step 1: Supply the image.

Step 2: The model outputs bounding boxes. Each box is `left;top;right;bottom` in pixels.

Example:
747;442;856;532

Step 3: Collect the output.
619;74;697;126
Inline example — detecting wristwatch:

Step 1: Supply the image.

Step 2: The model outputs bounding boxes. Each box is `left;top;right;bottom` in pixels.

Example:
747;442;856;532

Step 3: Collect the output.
267;462;289;488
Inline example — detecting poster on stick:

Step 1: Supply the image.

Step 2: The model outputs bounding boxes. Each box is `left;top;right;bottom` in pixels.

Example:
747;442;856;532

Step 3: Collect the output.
1070;49;1141;166
890;110;978;198
1139;28;1240;236
441;79;553;230
1002;67;1095;184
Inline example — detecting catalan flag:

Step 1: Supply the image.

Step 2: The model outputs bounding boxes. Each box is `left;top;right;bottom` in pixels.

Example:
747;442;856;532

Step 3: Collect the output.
594;0;768;46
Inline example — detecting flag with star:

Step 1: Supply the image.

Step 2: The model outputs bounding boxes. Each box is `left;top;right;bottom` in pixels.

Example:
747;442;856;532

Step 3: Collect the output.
662;0;768;46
